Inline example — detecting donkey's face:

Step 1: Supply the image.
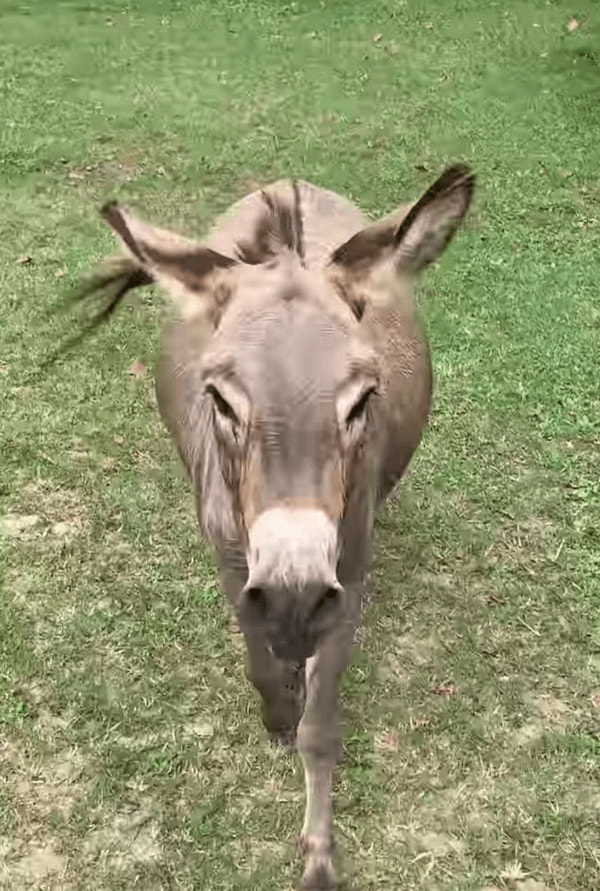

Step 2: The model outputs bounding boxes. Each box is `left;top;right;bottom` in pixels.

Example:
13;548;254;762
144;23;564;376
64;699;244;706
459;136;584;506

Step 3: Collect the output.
93;165;473;660
201;261;378;658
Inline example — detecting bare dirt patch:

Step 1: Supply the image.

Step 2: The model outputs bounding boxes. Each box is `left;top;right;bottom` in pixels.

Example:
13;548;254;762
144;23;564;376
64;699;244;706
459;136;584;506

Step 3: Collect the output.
377;632;442;684
513;720;545;746
0;742;73;885
531;694;571;723
83;805;162;868
396;632;442;666
231;838;290;876
408;830;466;857
516;881;553;891
65;154;145;192
513;692;575;746
14;481;90;541
0;514;41;537
5;742;84;822
10;845;66;884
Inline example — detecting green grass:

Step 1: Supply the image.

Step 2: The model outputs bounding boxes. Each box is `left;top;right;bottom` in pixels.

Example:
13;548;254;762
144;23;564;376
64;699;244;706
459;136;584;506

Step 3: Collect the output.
1;1;599;888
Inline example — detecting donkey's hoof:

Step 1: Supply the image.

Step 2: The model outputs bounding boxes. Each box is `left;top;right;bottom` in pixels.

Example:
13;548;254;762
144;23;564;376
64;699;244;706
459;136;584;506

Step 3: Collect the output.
269;726;297;748
299;856;337;890
299;837;336;890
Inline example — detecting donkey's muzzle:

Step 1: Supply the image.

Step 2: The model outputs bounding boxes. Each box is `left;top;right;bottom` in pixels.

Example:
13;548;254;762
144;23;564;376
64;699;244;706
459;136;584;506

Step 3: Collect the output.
238;581;343;661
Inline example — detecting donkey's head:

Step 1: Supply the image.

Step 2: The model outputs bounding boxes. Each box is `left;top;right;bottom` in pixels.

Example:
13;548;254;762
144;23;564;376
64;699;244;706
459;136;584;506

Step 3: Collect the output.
89;166;473;660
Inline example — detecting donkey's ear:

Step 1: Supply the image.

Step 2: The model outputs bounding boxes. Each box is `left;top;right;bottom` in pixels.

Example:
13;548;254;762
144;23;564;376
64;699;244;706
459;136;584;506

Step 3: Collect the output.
392;164;474;272
101;202;237;319
331;165;475;275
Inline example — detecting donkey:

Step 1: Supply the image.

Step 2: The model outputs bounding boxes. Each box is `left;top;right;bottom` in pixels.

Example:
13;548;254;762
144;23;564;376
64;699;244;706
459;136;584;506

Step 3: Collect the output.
77;165;474;889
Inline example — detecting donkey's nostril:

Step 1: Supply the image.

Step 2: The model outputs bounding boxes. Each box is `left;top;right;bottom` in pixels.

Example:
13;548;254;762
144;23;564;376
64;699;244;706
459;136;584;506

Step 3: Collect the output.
241;585;268;621
246;586;264;603
312;586;341;616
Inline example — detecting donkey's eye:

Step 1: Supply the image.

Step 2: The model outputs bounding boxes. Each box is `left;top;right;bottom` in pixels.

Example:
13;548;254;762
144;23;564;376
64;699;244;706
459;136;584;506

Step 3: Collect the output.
346;387;376;428
207;385;238;425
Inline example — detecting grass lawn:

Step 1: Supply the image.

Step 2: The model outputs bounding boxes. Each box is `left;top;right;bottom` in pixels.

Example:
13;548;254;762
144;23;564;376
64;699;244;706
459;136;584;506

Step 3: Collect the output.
1;1;599;889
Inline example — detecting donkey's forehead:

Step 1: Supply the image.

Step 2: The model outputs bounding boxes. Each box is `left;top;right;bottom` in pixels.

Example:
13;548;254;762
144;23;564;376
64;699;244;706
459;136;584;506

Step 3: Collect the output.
227;259;352;317
205;301;377;391
204;263;377;386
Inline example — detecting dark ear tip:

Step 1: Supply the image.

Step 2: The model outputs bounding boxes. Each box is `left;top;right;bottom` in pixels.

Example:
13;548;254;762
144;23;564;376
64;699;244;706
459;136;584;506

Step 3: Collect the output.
445;162;473;176
442;163;476;191
100;200;122;222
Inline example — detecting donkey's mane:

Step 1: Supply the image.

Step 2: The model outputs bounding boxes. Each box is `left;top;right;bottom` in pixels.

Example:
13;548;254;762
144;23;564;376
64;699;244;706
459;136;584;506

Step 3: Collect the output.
234;184;305;266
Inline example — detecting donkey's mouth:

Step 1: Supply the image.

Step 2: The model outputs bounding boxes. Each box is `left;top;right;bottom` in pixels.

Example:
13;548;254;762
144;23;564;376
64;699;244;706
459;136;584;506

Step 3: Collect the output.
268;636;315;664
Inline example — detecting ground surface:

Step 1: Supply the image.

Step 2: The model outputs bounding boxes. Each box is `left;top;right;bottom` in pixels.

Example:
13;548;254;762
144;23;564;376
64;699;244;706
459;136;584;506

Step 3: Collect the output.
1;1;599;889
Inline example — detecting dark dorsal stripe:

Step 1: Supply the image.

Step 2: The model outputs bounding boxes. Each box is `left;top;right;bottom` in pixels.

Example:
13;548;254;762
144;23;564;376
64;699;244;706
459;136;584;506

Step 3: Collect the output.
235;210;277;265
291;180;305;263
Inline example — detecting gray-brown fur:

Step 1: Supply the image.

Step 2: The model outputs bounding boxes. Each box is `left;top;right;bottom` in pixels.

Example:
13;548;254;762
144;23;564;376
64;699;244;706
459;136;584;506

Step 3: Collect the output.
77;165;474;890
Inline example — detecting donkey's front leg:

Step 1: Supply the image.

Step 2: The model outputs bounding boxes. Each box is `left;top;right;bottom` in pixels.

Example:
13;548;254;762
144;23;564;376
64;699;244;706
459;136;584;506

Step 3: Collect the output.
221;566;305;745
296;620;356;890
244;629;305;745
